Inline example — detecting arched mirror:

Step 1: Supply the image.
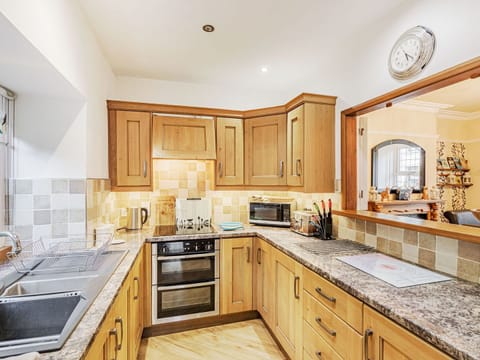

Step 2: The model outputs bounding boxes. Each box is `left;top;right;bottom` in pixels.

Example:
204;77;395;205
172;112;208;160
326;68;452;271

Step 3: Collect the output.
371;139;425;191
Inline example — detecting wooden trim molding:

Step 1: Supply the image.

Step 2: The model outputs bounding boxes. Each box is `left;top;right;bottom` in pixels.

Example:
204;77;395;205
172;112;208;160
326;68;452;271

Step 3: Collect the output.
340;56;480;211
334;209;480;245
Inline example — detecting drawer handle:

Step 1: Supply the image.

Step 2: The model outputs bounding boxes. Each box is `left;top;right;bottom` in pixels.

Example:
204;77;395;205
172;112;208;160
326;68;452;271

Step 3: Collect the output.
315;316;336;337
109;328;118;360
143;160;147;178
246;246;251;263
315;287;336;303
364;328;373;360
296;159;301;176
134;276;140;300
256;247;261;265
294;276;300;299
218;161;223;177
315;351;322;359
115;317;124;350
279;160;284;177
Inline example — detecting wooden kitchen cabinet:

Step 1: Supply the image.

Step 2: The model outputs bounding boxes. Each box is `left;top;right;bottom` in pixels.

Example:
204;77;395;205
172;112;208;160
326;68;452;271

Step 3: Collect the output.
364;306;452;360
244;114;287;186
286;101;336;192
152;114;216;159
254;238;275;329
216;117;244;185
128;247;144;360
220;237;253;314
272;247;303;360
108;110;152;191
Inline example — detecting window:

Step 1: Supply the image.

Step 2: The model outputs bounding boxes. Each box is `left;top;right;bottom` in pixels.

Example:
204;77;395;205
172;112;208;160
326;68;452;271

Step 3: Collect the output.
372;139;425;191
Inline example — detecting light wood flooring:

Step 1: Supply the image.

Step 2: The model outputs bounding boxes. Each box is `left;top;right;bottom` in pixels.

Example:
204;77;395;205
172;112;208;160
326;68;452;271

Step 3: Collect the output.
138;319;286;360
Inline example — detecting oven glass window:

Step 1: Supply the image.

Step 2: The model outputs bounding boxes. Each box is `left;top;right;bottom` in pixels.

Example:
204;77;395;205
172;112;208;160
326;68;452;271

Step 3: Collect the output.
157;257;214;285
157;284;214;318
250;204;280;221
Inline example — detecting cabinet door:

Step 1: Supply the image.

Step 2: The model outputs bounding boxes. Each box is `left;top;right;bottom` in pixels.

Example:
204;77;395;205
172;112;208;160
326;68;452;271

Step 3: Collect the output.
129;250;144;360
287;106;304;186
364;306;452;360
244;114;287;185
113;284;129;360
273;248;302;360
220;237;253;314
152;115;216;159
111;110;151;188
216;117;244;185
254;238;275;328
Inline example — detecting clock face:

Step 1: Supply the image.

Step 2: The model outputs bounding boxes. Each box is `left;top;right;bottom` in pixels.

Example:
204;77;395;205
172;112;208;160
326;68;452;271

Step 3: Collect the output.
388;26;435;80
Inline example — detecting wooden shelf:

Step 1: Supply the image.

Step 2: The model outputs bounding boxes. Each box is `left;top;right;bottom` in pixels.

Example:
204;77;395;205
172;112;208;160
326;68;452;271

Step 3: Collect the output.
436;168;470;173
436;183;473;188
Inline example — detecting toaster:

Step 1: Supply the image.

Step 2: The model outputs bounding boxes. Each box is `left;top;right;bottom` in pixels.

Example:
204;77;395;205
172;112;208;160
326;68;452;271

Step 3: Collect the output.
291;210;317;236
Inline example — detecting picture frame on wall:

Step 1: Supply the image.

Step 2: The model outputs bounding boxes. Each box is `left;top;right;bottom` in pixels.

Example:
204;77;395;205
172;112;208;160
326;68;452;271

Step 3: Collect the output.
453;157;463;170
447;157;456;170
438;158;450;170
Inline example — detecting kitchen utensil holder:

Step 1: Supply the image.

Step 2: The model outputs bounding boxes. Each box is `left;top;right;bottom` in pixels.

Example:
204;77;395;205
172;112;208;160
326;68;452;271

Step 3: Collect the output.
7;233;113;275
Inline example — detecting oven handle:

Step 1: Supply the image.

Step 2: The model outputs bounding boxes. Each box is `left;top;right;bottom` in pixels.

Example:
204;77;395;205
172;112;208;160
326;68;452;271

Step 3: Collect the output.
156;281;216;291
156;252;217;260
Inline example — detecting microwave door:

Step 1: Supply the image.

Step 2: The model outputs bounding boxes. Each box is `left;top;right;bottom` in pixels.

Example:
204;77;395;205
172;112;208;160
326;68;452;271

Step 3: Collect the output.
250;204;280;221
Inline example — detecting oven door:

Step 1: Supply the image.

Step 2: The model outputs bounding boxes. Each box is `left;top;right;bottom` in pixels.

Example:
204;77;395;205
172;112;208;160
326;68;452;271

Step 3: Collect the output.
152;280;219;324
153;252;219;286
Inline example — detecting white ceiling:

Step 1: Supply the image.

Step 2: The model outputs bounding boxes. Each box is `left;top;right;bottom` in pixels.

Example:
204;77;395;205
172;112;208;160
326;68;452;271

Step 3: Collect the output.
78;0;413;90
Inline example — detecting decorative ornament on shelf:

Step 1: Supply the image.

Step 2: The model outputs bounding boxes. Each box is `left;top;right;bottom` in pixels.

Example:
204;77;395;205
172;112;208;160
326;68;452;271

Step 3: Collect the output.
388;25;435;80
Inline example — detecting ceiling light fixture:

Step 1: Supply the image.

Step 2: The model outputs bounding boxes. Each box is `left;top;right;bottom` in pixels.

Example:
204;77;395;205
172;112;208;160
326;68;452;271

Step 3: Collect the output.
261;67;269;73
202;24;215;32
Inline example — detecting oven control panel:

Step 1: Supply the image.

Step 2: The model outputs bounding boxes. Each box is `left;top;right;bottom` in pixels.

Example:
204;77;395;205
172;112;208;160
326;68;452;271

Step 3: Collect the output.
156;238;218;256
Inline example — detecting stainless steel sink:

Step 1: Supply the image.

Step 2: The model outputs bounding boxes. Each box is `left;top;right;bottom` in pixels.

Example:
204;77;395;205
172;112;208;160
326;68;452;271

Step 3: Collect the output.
0;249;127;357
2;275;99;297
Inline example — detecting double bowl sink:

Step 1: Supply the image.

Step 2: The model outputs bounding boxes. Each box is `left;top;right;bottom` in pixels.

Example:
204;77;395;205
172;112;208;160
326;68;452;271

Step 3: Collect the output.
0;250;127;358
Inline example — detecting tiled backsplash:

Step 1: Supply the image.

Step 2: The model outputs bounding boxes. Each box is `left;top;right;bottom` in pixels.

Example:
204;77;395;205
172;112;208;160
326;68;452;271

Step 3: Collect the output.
10;178;86;244
336;215;480;284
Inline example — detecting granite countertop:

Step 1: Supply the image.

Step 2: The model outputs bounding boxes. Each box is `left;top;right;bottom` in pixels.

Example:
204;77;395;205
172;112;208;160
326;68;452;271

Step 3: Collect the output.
26;225;479;359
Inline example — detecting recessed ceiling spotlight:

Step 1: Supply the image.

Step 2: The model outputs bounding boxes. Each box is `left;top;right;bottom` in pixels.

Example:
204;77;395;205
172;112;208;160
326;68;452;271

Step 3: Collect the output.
202;24;215;32
261;67;269;73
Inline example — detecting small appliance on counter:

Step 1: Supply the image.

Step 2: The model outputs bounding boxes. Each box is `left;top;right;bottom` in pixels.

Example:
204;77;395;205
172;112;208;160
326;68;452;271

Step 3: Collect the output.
291;210;317;236
126;207;149;230
248;196;296;227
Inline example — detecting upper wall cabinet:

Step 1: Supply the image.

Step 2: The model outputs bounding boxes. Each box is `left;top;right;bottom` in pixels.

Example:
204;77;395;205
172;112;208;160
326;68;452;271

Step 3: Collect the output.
152;115;216;159
287;101;335;193
244;114;287;186
108;110;152;191
216;117;244;186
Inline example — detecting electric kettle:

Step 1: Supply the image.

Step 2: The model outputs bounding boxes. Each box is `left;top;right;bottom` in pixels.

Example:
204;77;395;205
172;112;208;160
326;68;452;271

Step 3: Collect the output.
126;207;149;230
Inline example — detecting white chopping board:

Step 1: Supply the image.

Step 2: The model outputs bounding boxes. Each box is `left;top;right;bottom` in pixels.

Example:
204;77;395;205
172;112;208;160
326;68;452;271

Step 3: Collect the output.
337;253;451;288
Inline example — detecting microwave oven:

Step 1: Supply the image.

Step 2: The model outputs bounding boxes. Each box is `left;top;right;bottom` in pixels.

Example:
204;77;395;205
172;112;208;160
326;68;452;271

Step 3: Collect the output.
248;196;296;227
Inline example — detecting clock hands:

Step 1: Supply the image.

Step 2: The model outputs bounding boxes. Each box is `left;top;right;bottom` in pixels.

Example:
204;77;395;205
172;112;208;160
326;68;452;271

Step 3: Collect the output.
401;45;415;61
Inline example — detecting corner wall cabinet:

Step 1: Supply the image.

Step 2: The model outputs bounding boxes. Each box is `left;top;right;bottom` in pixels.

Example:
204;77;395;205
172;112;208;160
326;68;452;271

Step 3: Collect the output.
244;114;287;186
108;110;152;191
216;117;244;185
152;114;216;159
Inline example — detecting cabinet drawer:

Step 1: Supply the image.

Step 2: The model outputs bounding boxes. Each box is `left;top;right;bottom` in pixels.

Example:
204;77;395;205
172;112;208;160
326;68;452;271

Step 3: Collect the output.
303;267;363;332
304;291;362;360
303;321;342;360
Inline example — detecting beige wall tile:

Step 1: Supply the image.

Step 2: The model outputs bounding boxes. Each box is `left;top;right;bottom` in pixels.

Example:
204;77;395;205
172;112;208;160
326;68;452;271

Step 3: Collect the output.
457;258;480;283
365;233;377;248
419;248;435;269
365;221;377;235
355;231;365;244
377;237;388;253
355;219;365;232
402;243;419;263
403;230;418;245
377;224;389;238
388;226;404;242
419;232;436;250
388;240;402;258
436;236;458;255
458;241;480;262
436;252;458;276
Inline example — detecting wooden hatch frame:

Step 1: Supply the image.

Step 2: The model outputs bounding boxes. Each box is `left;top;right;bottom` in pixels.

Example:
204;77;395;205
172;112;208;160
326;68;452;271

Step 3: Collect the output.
341;57;480;210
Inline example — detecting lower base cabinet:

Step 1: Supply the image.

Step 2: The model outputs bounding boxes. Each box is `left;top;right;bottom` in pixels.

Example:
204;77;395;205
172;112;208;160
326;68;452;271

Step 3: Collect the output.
364;306;452;360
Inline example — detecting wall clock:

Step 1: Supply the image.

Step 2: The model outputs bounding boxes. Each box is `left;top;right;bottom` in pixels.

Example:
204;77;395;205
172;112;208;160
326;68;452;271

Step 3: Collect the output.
388;25;435;80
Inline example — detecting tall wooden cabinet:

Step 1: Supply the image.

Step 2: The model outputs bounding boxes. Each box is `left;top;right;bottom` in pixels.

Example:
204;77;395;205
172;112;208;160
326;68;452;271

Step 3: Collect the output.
108;110;152;191
216;117;244;185
286;101;335;192
244;114;287;186
254;238;275;329
220;237;253;314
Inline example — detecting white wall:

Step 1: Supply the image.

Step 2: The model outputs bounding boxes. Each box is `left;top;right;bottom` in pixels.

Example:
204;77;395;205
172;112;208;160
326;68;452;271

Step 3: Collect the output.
0;0;115;178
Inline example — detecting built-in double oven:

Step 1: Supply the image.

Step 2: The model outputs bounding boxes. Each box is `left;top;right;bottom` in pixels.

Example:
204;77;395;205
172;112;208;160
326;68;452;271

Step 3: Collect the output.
151;236;220;324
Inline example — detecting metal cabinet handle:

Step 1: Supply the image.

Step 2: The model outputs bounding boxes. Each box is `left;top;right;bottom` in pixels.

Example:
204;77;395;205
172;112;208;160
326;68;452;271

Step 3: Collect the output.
256;248;261;265
315;316;336;337
315;287;337;303
133;276;139;300
115;317;124;350
279;160;284;177
218;161;223;177
109;328;118;360
294;276;300;299
296;159;301;176
246;246;251;263
364;329;373;360
315;351;322;359
143;160;147;178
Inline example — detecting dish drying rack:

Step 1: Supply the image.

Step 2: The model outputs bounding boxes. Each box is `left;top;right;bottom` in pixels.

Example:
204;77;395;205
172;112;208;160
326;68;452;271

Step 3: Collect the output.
7;234;113;274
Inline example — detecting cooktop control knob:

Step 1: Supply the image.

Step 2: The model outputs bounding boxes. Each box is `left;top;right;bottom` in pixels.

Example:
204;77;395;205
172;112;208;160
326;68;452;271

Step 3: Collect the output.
205;242;213;251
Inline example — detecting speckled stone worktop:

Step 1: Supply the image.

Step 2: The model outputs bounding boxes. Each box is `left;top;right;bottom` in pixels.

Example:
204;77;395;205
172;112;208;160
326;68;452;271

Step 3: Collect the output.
23;225;479;359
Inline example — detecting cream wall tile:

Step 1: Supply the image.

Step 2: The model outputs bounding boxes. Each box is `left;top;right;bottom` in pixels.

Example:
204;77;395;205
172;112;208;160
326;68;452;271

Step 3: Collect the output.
403;243;419;263
436;252;457;276
436;236;458;254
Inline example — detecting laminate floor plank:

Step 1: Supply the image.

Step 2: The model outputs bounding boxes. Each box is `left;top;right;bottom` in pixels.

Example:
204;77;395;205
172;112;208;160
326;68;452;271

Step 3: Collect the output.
138;319;286;359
